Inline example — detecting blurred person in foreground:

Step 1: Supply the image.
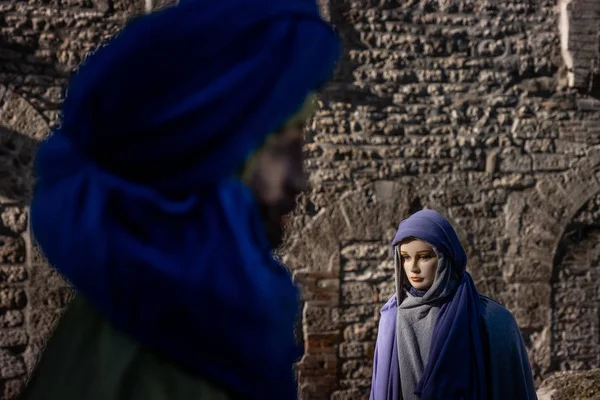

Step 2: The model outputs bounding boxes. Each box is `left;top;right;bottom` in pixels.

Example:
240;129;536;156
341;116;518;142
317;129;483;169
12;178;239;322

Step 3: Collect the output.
20;0;340;399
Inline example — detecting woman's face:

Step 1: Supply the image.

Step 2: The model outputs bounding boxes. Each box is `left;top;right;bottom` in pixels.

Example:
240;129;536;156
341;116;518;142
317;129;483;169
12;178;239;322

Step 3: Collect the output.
400;239;438;290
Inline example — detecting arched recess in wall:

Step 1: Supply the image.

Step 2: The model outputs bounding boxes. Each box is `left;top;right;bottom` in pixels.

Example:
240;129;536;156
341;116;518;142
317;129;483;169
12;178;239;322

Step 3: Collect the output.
551;195;600;373
504;148;600;379
282;180;486;399
0;87;48;204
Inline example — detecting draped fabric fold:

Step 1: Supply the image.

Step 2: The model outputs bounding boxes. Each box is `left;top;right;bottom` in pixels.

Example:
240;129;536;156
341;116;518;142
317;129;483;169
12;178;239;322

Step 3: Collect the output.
370;295;401;400
415;272;487;399
30;1;340;399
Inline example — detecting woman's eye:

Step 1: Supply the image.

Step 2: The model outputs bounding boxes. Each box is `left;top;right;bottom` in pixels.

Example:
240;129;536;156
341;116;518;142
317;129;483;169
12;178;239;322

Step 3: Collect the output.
402;255;410;261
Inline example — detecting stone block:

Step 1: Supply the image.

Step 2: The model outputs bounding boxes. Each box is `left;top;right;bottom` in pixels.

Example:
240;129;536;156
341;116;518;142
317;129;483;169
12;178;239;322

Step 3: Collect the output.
331;305;378;325
341;282;376;305
0;289;26;310
341;360;373;379
339;341;375;360
303;303;334;334
2;378;24;400
0;91;49;141
525;139;554;153
0;351;25;380
341;243;387;261
0;207;27;234
331;389;367;400
0;266;27;285
537;369;600;400
577;98;600;112
295;279;339;306
298;384;330;400
492;174;536;190
0;311;24;329
339;378;372;390
498;148;532;173
532;154;569;171
297;353;337;377
305;332;341;354
342;260;393;283
0;330;28;348
339;342;364;359
343;321;378;342
0;236;25;265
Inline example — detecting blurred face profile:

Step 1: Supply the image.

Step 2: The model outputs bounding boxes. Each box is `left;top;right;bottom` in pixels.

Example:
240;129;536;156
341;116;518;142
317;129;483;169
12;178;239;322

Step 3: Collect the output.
243;99;314;249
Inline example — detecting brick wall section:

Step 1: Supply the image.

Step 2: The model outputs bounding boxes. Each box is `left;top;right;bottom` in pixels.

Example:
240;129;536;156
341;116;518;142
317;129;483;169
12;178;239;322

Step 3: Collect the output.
559;0;600;89
0;0;599;400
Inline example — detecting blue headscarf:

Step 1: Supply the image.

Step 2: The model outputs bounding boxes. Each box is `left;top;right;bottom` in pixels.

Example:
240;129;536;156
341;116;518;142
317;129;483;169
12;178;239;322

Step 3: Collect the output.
30;1;340;399
371;210;487;400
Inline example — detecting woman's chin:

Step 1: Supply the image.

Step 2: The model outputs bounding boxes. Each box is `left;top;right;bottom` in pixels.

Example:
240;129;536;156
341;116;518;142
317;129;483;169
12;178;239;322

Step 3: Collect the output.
410;282;430;290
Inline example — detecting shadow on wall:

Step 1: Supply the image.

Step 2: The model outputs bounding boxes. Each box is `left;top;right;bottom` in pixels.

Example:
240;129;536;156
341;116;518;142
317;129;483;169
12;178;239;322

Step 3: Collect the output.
0;126;40;205
318;0;388;109
0;33;70;123
0;25;72;204
0;29;69;206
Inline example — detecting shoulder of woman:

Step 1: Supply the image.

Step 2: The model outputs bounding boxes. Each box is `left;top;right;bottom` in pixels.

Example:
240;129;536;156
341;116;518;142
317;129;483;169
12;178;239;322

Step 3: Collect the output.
478;294;519;329
380;294;398;314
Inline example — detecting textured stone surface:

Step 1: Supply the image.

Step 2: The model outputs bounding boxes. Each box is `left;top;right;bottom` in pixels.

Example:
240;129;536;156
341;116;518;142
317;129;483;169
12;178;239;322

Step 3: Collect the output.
0;207;27;235
537;369;600;400
559;0;600;90
550;196;600;373
283;0;600;398
0;0;599;398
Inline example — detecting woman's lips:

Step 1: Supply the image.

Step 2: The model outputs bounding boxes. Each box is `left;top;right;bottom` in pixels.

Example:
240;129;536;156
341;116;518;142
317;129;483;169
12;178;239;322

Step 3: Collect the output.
410;277;424;282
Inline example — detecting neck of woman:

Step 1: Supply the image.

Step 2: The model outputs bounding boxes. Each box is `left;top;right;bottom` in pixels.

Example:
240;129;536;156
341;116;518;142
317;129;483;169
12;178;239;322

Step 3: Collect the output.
408;286;429;297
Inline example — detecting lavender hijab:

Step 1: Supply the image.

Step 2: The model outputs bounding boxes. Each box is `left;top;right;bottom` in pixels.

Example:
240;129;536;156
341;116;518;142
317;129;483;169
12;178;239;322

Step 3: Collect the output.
370;210;487;400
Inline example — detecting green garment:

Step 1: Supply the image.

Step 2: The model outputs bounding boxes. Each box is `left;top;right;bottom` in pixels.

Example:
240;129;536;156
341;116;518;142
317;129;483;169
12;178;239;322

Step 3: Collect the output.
20;296;232;400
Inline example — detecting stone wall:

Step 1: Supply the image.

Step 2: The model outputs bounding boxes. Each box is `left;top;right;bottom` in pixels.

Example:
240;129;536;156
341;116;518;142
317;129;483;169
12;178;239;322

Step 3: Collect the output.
537;369;600;400
284;0;600;399
0;0;599;400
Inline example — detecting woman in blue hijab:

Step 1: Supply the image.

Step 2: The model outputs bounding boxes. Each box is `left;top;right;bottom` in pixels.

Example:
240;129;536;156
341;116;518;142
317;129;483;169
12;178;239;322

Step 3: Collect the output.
370;209;537;400
21;0;340;399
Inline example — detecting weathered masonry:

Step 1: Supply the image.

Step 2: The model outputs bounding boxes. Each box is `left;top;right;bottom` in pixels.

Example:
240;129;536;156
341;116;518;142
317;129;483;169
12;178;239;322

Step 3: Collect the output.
283;0;600;399
0;0;599;399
